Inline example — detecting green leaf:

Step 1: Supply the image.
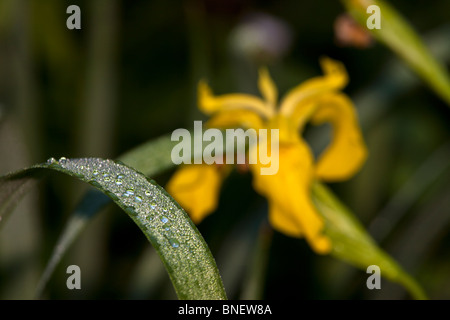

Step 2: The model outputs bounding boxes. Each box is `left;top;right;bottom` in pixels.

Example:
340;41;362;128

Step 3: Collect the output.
118;134;182;178
37;132;206;293
0;165;47;229
0;157;227;300
34;188;111;297
312;181;427;300
342;0;450;106
35;134;178;296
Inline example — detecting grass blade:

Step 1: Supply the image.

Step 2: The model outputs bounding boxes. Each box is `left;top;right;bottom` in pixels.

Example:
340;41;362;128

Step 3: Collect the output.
38;130;248;293
36;134;181;294
0;157;227;300
0;169;41;229
34;188;111;298
312;182;427;300
342;0;450;106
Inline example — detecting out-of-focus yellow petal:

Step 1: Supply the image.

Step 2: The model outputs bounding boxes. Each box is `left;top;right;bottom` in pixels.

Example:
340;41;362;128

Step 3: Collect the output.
258;67;278;112
166;164;225;224
267;201;303;237
289;101;318;133
198;80;273;118
279;57;348;116
249;140;331;254
206;109;265;130
311;93;368;181
266;114;298;145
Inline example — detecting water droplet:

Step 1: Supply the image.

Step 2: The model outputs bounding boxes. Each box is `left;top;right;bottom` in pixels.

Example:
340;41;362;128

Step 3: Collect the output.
125;189;135;196
115;160;126;166
103;173;111;181
59;157;67;164
117;174;124;179
164;226;170;231
124;206;138;216
46;157;58;165
93;170;99;176
160;216;169;224
106;191;119;201
89;181;102;189
150;200;157;209
145;190;152;196
169;239;180;248
135;196;143;202
115;179;123;186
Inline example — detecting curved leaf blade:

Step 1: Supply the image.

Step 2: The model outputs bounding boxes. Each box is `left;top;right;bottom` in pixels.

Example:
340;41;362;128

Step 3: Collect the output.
34;188;111;298
35;133;177;295
0;157;227;300
37;130;248;293
342;0;450;106
312;182;427;300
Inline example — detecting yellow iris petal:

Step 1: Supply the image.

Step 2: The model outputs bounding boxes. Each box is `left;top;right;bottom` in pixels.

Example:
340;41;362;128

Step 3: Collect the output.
258;67;278;112
206;109;264;130
249;140;331;254
267;114;299;145
267;201;303;238
311;93;368;181
198;80;273;118
288;101;318;135
279;57;348;116
166;164;226;224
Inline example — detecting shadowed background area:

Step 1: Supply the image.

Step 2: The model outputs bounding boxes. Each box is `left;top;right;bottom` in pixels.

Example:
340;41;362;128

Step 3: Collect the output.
0;0;449;299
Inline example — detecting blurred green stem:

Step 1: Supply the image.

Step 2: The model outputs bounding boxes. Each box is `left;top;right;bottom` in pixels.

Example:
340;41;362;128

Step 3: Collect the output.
184;0;211;122
342;0;450;106
77;0;119;157
240;222;272;300
312;182;427;300
11;0;40;162
73;0;120;297
369;140;450;242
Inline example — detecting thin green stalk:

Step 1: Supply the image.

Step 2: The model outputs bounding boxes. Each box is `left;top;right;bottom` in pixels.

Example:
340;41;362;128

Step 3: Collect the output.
312;181;427;300
342;0;450;106
239;223;272;300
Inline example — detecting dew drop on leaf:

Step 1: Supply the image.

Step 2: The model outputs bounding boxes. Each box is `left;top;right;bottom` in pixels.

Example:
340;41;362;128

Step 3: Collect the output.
169;239;180;248
106;191;119;201
161;216;169;224
124;206;138;216
89;181;102;189
46;157;57;165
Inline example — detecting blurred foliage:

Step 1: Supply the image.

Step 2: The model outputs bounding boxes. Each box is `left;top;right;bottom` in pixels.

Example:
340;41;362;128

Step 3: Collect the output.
0;0;449;299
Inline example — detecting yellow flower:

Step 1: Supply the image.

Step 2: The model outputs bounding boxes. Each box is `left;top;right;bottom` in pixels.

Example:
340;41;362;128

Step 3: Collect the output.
166;57;367;254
